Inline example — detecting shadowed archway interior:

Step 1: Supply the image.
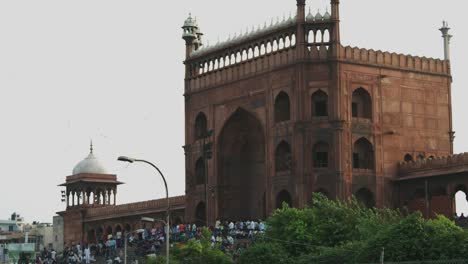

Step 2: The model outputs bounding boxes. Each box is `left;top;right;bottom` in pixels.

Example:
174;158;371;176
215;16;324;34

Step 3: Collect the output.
218;108;266;220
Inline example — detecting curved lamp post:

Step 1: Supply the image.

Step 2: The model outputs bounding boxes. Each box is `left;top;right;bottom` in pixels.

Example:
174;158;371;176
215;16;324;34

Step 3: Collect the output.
117;156;170;264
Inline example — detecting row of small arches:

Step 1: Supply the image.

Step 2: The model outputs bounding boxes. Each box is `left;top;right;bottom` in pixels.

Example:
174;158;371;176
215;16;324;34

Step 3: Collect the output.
194;87;373;141
274;88;372;123
274;137;375;172
406;184;468;217
194;136;375;186
192;34;297;76
403;153;436;162
306;29;330;44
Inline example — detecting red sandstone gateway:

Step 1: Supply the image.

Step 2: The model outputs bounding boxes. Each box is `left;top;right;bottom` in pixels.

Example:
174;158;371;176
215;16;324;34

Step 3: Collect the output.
58;0;463;248
181;0;455;224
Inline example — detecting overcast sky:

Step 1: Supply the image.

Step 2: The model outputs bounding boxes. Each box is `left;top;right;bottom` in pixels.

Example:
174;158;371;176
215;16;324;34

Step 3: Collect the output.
0;0;467;223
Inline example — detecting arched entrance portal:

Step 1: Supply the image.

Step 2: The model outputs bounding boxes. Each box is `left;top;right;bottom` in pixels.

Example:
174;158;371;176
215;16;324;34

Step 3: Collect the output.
218;108;266;220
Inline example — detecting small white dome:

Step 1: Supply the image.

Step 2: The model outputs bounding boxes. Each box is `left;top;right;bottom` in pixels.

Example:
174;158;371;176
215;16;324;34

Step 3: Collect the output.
306;9;314;22
315;11;323;20
183;13;197;28
72;145;108;175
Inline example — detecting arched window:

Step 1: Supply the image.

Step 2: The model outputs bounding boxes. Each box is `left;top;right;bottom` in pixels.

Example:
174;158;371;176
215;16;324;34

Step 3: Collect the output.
313;141;329;168
275;141;291;172
195;158;205;185
355;188;375;208
274;92;291;123
404;154;413;162
353;138;374;169
311;90;328;117
195;112;208;139
352;88;372;119
276;190;292;209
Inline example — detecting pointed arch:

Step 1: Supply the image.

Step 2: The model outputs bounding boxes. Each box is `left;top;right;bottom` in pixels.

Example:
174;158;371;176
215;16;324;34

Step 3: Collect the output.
355;188;375;208
315;30;323;43
313;141;329;168
275;141;291;172
276;190;292;209
217;108;266;220
195;157;205;185
274;91;291;123
352;88;372;119
323;29;330;43
353;138;374;169
311;90;328;117
307;30;314;44
195;112;208;139
272;39;278;51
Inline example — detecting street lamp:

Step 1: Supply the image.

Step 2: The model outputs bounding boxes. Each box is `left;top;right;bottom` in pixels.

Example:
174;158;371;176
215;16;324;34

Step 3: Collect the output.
117;156;170;264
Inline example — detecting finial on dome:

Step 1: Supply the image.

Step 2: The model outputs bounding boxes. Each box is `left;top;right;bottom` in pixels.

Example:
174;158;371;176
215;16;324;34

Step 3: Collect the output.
90;140;94;154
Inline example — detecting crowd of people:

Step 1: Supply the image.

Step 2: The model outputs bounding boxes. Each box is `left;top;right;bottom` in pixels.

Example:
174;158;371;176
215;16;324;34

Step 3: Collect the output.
128;219;267;261
53;219;266;263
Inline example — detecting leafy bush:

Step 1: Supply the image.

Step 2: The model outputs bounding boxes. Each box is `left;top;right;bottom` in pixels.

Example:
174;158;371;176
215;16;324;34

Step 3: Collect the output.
238;242;293;264
251;193;468;262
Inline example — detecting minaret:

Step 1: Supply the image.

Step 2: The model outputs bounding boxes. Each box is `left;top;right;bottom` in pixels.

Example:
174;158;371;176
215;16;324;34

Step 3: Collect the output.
330;0;341;57
182;13;202;59
439;21;453;60
296;0;306;59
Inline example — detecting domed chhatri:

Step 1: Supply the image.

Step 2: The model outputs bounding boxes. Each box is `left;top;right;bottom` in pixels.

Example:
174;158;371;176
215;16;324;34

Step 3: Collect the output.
72;142;108;175
183;13;197;28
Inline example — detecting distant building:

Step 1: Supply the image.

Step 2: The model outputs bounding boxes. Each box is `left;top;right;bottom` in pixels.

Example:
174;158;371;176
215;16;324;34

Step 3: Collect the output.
0;214;53;252
0;220;19;233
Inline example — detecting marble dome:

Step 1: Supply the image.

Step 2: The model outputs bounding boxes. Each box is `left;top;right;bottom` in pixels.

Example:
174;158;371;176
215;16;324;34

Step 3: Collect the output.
72;144;108;175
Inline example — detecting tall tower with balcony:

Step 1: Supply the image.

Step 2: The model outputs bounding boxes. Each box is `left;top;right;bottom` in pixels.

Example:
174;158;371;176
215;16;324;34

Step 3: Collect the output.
182;0;453;224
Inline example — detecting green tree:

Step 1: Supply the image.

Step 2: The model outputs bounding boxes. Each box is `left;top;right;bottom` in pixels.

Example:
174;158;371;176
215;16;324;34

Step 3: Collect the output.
238;242;293;264
242;193;468;262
